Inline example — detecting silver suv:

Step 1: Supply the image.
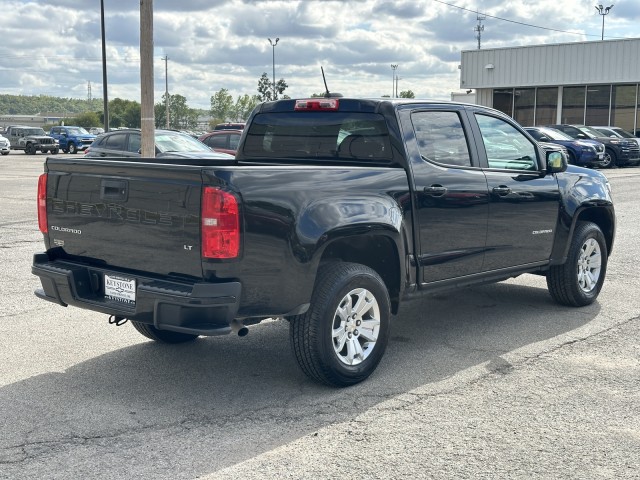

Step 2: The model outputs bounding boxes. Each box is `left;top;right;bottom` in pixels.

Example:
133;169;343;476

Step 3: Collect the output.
5;125;59;155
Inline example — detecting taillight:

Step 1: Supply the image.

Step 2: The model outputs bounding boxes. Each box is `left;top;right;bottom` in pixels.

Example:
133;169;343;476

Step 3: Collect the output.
37;173;48;233
294;98;339;111
201;187;240;259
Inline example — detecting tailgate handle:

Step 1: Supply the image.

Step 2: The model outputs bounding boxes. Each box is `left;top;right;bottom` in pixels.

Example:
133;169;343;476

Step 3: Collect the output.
100;179;129;202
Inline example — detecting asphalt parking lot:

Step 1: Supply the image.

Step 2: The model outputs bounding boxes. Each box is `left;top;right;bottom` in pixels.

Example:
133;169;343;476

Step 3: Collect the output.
0;150;638;479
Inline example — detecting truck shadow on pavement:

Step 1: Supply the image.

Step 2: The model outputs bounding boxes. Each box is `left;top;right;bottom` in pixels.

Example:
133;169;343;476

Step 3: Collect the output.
0;280;600;478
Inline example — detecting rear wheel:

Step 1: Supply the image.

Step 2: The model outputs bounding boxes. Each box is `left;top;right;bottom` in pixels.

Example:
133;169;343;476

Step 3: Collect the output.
546;221;607;307
289;262;390;387
130;321;199;343
25;143;36;155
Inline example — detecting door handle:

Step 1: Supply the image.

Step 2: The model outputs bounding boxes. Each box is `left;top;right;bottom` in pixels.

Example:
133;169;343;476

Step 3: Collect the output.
492;186;511;196
100;179;129;202
424;185;447;196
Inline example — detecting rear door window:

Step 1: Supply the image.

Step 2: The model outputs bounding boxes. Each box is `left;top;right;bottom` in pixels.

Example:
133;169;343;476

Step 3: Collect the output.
410;111;472;167
104;133;127;151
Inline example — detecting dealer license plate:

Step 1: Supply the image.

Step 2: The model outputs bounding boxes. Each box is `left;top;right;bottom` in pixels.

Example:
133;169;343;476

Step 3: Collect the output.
104;275;136;305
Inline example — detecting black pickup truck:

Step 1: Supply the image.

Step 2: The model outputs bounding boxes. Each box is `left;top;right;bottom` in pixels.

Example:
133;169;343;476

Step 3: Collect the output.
32;98;615;387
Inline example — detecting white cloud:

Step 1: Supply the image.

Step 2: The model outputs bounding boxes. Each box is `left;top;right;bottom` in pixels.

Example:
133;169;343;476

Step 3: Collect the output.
0;0;637;109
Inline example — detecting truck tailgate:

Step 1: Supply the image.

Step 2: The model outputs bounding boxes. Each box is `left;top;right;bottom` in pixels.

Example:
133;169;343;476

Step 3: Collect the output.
44;158;203;278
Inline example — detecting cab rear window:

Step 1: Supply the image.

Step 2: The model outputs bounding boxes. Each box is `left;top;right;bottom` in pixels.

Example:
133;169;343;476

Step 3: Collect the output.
241;112;393;164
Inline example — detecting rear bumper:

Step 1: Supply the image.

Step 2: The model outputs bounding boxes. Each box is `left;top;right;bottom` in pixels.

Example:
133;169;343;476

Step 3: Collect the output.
32;253;241;336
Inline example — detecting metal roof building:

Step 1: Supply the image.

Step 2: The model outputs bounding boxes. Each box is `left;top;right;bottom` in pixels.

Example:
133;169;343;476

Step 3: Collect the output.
459;38;640;133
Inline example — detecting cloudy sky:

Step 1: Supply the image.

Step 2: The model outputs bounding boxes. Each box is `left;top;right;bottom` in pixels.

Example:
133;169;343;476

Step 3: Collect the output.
1;0;639;110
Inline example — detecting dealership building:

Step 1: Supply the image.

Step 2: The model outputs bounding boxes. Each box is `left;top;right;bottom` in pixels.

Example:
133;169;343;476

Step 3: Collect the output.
459;37;640;134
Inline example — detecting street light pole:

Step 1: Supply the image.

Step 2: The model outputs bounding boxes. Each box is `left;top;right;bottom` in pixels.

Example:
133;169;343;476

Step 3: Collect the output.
268;37;279;100
595;4;614;41
163;55;169;129
100;0;109;132
390;64;398;98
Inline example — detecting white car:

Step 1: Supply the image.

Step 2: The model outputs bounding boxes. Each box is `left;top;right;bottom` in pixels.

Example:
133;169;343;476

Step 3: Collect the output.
0;134;10;155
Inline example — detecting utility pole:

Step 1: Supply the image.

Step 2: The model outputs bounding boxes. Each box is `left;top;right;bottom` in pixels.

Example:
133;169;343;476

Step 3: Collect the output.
163;55;169;129
390;64;398;98
268;38;279;100
475;12;485;50
140;0;155;157
100;0;109;132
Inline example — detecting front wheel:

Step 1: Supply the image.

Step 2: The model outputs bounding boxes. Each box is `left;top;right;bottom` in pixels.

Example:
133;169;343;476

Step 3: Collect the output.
130;321;199;343
601;149;616;168
68;143;78;154
546;221;607;307
25;143;36;155
289;262;391;387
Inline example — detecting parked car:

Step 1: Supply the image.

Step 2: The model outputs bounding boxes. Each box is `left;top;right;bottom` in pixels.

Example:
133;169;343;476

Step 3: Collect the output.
524;126;605;168
4;125;59;155
89;127;105;135
49;126;96;154
546;124;640;168
198;129;242;155
84;128;234;160
591;126;640;150
0;134;10;155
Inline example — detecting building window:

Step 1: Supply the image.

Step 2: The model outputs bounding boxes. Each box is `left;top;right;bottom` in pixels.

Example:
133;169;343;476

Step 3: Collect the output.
535;87;558;125
514;88;535;126
493;89;513;117
562;86;586;124
611;84;637;133
585;85;611;126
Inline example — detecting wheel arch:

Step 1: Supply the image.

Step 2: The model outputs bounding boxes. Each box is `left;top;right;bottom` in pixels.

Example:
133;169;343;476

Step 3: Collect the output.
318;232;403;315
552;206;615;264
575;207;615;256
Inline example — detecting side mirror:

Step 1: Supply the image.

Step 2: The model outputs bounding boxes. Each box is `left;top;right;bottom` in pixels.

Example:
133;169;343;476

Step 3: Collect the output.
547;150;567;174
576;133;587;139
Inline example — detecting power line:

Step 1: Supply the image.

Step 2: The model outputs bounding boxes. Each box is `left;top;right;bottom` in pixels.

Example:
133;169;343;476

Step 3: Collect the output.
432;0;626;39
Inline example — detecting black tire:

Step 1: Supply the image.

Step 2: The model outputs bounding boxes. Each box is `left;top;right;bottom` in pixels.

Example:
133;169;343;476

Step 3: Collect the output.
68;143;78;154
546;221;607;307
1;152;8;156
289;262;391;387
130;320;199;343
567;151;576;165
25;143;36;155
50;148;59;155
602;149;616;168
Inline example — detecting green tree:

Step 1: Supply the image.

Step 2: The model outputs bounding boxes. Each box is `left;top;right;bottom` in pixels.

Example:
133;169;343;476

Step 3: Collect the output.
68;111;101;128
108;98;141;128
154;93;198;129
399;90;415;98
170;94;198;129
210;89;234;122
257;73;288;101
232;94;260;121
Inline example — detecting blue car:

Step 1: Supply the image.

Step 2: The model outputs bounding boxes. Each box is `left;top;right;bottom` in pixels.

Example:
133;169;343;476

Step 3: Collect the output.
49;126;96;154
524;126;605;168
